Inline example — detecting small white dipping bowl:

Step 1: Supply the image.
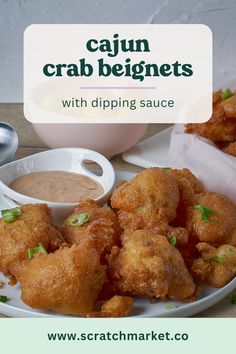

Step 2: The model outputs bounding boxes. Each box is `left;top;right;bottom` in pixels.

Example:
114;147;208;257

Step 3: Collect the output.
0;148;115;223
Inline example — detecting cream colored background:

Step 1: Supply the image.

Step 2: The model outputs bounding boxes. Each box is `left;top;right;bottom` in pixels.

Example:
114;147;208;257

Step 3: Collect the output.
24;24;212;124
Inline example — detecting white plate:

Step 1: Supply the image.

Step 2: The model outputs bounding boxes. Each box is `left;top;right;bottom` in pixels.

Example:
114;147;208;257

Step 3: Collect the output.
122;127;172;168
0;170;235;318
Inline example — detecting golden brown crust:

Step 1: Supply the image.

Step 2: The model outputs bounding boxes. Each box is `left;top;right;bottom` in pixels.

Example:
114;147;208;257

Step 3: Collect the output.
167;168;203;226
108;230;196;301
0;204;63;275
191;242;236;287
111;168;179;231
168;168;204;195
0;165;235;316
125;221;189;248
186;192;236;246
63;200;121;260
185;89;236;146
191;258;233;287
224;142;236;157
221;94;236;118
10;244;106;316
87;295;133;317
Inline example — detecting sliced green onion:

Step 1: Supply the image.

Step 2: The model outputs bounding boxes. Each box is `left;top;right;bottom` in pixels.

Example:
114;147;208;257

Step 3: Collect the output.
160;167;171;170
221;88;233;101
2;211;16;223
2;208;22;217
209;255;224;264
170;236;177;246
220;248;234;257
164;304;176;311
194;204;216;222
28;243;47;259
231;294;236;305
66;213;91;227
1;207;22;223
12;207;22;216
0;295;8;303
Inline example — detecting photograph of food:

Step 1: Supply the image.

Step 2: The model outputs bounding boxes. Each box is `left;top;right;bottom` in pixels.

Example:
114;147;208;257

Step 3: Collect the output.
0;162;236;317
0;0;236;322
1;84;236;317
185;89;236;157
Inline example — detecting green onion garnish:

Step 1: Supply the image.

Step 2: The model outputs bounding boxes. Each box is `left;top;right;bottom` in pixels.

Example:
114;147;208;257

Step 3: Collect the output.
209;255;224;264
11;208;21;216
221;88;233;101
160;167;171;170
164;304;176;311
28;243;47;259
194;204;216;222
66;213;91;227
231;294;236;304
0;295;8;303
220;248;234;257
1;207;22;223
2;211;15;223
170;236;177;246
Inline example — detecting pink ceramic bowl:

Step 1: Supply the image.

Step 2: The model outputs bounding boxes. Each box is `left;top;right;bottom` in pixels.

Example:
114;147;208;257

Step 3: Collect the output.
32;123;147;159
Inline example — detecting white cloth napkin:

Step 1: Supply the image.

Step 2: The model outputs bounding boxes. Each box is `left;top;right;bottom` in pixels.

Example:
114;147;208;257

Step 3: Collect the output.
168;124;236;203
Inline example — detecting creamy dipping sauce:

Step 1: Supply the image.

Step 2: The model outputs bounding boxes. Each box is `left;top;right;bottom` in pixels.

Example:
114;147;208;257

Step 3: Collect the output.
9;171;103;203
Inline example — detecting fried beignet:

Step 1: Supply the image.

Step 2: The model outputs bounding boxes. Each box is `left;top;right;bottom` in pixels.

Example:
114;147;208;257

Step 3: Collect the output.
108;230;195;300
168;168;204;226
178;234;200;269
111;168;179;231
224;141;236;157
0;204;63;275
185;90;236;143
63;200;120;259
164;226;189;247
186;192;236;246
87;295;133;317
120;222;189;248
191;242;236;287
10;244;106;316
168;168;203;195
185;117;236;142
221;94;236;118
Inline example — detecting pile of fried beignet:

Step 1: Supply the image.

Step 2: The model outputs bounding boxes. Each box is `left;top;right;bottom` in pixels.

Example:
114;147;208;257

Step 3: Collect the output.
185;89;236;157
1;167;236;317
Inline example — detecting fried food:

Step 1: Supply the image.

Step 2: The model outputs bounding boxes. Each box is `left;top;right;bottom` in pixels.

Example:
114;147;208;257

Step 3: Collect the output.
1;164;236;316
221;94;236;118
0;204;63;275
63;200;120;260
186;120;236;142
168;168;204;226
185;89;236;152
168;168;203;195
87;295;133;317
120;221;189;248
108;230;196;300
163;225;189;247
10;244;106;316
178;234;200;269
224;141;236;157
111;168;179;231
191;242;236;287
186;192;236;246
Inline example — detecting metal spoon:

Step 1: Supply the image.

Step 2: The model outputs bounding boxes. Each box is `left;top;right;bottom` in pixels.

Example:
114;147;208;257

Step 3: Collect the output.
0;122;18;166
